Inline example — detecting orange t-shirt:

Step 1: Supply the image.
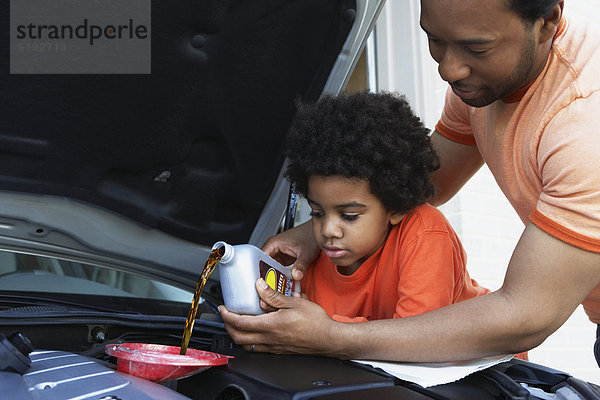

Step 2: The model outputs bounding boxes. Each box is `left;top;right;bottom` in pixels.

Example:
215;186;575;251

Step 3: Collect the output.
435;15;600;322
302;203;490;322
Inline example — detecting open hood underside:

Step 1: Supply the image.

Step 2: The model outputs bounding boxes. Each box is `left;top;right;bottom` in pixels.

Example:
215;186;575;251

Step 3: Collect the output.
1;0;357;245
0;0;386;282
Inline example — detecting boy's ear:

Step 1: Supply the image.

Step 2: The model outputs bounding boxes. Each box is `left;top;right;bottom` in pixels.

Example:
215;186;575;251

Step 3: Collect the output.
389;212;405;226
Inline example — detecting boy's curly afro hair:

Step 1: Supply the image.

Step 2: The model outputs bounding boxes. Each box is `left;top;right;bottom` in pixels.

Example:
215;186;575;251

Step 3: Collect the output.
284;91;439;214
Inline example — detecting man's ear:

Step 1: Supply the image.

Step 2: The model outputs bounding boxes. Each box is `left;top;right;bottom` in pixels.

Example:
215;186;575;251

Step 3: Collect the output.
538;1;564;42
389;212;405;226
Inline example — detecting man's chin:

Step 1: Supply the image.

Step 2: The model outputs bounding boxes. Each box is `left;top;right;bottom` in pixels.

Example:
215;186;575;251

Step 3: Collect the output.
459;96;496;108
452;86;494;108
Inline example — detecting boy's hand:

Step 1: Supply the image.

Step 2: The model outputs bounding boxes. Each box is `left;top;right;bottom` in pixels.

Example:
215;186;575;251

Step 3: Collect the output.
262;221;319;281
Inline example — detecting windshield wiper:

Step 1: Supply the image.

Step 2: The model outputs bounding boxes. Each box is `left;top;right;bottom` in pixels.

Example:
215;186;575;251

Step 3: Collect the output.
0;292;135;314
0;294;225;332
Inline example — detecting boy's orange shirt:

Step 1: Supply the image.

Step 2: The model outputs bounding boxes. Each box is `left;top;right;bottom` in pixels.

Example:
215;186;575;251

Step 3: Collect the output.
302;203;489;322
435;15;600;323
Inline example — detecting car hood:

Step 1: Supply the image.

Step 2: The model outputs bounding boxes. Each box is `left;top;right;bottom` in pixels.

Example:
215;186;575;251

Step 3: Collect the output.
0;0;384;289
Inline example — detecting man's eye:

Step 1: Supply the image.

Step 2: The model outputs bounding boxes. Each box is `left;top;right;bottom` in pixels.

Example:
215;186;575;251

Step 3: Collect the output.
467;47;489;55
341;213;359;221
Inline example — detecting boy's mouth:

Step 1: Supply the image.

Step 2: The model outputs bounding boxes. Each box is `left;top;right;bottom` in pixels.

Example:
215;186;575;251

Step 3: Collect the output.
322;246;348;259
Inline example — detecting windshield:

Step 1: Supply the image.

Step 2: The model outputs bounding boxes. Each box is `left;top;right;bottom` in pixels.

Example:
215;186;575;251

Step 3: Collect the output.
0;249;192;302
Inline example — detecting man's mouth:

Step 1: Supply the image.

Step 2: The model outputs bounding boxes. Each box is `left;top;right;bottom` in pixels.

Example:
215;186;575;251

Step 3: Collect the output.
451;85;482;100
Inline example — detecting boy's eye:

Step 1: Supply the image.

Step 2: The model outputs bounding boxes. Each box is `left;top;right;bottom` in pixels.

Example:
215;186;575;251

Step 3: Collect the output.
341;213;359;222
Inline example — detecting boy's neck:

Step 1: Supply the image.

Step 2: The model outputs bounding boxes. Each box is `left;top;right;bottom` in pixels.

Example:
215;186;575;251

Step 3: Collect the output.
336;264;360;276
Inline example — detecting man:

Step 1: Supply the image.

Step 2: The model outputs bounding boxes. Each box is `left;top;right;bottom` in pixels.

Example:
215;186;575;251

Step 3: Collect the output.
219;0;600;363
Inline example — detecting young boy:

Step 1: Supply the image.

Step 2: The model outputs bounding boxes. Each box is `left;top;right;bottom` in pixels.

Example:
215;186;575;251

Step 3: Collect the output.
284;91;489;323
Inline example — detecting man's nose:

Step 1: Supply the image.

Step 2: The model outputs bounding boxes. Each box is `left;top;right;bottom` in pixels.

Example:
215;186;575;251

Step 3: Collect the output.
437;49;470;83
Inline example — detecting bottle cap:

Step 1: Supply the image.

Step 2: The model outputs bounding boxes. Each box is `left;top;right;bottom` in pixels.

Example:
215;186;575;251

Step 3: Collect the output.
212;241;234;263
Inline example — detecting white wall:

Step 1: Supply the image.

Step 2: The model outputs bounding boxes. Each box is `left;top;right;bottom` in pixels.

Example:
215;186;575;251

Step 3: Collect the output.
371;0;599;384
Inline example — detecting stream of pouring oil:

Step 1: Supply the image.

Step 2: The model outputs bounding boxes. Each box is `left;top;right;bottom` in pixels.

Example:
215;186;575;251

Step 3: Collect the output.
180;246;223;355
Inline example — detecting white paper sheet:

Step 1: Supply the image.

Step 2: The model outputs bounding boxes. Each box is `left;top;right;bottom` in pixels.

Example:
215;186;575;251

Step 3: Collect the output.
353;354;514;387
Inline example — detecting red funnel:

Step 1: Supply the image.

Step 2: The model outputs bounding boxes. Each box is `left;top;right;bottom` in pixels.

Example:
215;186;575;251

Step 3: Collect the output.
105;343;232;383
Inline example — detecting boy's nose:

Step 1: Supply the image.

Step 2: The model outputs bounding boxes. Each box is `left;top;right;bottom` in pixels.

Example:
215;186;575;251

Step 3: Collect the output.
321;217;342;239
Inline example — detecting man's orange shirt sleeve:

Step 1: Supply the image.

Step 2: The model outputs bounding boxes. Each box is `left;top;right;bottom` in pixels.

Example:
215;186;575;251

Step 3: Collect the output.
436;86;477;146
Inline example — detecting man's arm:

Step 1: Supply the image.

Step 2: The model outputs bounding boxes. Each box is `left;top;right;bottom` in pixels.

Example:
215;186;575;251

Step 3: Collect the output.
429;131;484;206
221;223;600;361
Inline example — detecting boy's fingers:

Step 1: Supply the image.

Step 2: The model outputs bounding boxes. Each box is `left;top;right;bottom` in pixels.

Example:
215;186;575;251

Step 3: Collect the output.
291;265;304;280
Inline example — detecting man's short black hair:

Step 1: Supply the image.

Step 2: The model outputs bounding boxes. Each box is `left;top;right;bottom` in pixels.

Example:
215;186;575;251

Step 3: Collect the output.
506;0;560;24
284;91;439;214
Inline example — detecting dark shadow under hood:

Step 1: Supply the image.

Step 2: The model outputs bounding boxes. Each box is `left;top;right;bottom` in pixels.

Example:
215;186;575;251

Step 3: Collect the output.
0;0;357;246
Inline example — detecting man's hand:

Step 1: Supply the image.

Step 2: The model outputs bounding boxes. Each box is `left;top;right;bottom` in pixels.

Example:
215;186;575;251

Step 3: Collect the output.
219;278;340;355
262;221;320;280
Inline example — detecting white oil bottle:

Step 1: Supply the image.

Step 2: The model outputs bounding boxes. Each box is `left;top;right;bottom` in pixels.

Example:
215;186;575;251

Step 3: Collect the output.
213;241;300;315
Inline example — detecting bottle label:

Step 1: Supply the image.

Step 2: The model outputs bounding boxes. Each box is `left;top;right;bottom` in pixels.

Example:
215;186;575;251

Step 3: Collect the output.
259;261;295;296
